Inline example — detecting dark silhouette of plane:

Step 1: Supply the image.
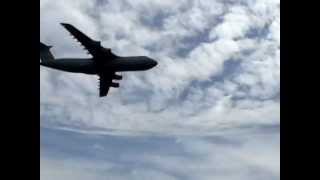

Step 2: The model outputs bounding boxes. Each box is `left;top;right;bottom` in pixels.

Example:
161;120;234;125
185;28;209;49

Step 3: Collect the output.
40;23;158;97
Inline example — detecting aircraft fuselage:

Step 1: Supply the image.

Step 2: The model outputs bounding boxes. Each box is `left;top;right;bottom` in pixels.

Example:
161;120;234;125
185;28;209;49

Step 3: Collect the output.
40;56;158;75
40;23;158;97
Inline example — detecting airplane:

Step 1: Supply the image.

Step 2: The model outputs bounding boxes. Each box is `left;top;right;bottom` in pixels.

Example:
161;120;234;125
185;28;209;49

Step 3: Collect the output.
40;23;158;97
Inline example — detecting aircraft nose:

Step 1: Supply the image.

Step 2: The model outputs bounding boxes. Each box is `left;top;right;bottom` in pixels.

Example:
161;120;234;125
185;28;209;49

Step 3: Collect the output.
148;58;158;68
143;57;158;69
151;59;158;67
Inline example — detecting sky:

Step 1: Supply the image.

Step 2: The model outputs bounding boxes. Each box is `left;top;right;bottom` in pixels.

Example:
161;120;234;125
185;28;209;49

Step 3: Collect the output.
40;0;280;179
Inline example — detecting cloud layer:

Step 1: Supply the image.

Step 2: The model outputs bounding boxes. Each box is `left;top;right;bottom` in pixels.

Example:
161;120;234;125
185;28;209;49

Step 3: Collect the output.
41;1;280;179
41;126;279;180
40;0;280;136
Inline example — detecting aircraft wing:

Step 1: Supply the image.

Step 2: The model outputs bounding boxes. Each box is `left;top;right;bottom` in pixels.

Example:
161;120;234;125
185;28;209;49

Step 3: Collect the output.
99;73;112;97
99;72;122;97
61;23;117;61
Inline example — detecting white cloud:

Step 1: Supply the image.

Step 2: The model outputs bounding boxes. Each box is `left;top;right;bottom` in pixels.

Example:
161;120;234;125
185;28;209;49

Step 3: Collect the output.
41;127;279;180
40;2;280;179
40;0;280;136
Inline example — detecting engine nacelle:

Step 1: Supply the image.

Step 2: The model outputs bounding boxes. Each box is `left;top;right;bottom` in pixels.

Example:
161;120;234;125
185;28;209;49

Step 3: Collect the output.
110;82;120;88
113;74;123;80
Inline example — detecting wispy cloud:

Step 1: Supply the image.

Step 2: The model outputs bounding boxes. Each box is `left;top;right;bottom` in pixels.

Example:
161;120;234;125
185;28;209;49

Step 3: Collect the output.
41;126;279;180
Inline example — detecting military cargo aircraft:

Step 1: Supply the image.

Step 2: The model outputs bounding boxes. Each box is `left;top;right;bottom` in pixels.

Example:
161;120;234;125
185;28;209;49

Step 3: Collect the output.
40;23;158;97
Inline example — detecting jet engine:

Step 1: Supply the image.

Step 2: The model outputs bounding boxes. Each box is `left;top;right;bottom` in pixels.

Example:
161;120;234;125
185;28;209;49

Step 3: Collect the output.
110;82;120;88
113;74;123;80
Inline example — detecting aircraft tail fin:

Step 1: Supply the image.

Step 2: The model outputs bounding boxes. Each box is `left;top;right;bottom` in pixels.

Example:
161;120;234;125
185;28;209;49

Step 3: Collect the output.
40;42;55;62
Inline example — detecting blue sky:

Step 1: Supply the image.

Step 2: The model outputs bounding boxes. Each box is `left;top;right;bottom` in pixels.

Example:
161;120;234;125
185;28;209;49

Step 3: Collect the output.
40;0;280;179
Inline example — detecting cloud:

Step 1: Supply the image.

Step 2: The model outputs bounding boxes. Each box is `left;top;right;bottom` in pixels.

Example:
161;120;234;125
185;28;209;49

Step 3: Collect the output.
40;0;280;136
40;2;280;179
41;158;107;180
41;157;179;180
41;126;279;180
